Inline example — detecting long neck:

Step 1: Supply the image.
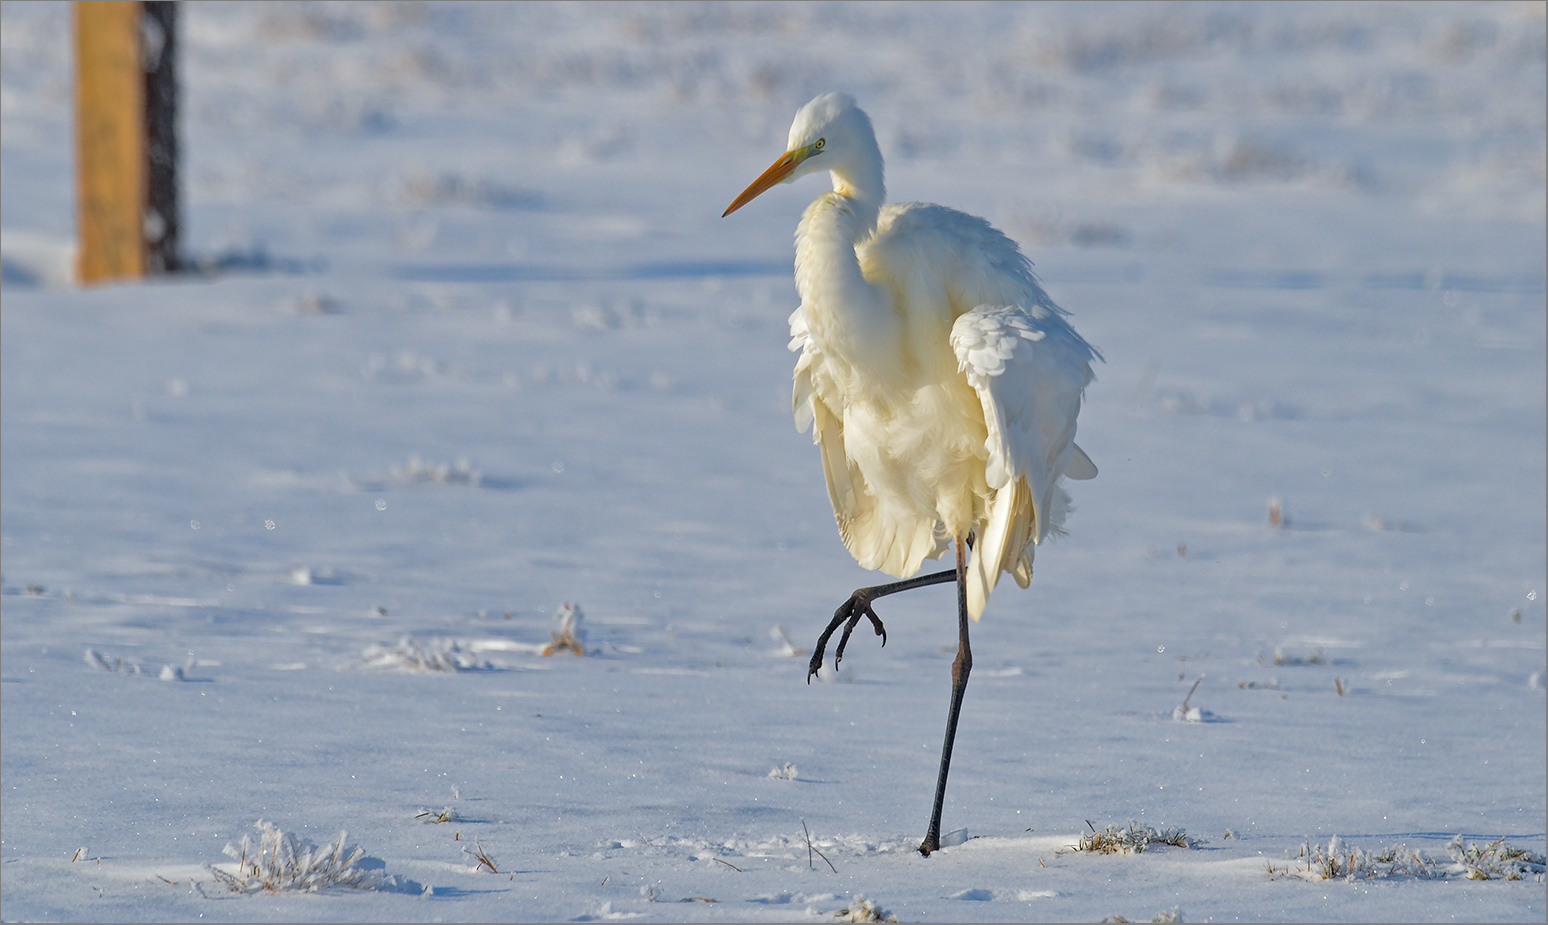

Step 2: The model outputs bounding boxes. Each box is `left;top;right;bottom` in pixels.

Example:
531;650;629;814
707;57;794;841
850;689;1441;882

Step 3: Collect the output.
828;156;885;238
794;187;898;383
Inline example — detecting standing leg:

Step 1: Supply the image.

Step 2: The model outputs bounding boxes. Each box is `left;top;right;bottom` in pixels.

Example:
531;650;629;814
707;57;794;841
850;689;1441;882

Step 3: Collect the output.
919;537;973;857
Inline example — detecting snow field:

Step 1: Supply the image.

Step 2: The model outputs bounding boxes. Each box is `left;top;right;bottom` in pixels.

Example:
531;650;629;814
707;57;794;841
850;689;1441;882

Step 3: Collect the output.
3;2;1544;921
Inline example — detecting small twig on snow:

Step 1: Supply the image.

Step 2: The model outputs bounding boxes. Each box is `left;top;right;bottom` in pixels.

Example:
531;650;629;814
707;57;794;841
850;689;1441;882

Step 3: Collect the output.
463;840;499;873
801;819;837;873
1181;676;1203;711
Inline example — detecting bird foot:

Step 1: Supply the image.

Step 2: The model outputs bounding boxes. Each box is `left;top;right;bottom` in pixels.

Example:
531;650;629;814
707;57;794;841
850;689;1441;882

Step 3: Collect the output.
806;590;887;682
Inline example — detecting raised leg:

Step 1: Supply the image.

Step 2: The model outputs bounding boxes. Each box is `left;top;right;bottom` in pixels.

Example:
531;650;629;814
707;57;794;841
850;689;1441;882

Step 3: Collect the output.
807;568;957;682
919;537;972;857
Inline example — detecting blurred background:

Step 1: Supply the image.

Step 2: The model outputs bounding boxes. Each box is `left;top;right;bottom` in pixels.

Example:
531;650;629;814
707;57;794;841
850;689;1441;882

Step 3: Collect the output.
2;1;1543;286
1;4;1544;920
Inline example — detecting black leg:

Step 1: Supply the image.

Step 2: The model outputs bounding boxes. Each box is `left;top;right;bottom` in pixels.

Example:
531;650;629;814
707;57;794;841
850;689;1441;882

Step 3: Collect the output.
919;537;972;857
806;568;957;682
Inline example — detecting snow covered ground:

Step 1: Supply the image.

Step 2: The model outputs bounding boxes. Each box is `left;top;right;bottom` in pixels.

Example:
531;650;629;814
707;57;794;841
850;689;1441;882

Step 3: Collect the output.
2;2;1544;921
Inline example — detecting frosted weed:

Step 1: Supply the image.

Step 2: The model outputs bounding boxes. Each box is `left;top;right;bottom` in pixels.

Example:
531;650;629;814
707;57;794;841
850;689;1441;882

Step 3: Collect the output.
1267;835;1441;881
1270;836;1427;881
1062;820;1201;856
344;455;483;490
1265;835;1546;881
83;648;141;674
1101;908;1184;923
415;806;457;824
463;840;499;873
209;820;400;893
542;601;587;656
768;762;799;781
361;636;490;672
1172;676;1207;722
389;455;482;487
1260;647;1325;666
833;894;898;922
1447;835;1547;880
86;647;193;681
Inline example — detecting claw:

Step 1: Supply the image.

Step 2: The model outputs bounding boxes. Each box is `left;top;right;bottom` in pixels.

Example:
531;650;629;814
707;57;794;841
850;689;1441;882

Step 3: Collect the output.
866;606;887;646
811;591;888;678
834;607;864;668
807;598;855;683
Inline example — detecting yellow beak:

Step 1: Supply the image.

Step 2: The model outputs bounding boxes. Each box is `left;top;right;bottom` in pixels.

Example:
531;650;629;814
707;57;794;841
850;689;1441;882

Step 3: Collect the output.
722;148;807;217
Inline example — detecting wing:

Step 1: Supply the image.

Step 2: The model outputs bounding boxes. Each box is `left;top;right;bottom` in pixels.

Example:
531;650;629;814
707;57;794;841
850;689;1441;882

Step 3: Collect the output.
790;305;861;519
791;306;947;577
866;203;1069;330
952;304;1095;619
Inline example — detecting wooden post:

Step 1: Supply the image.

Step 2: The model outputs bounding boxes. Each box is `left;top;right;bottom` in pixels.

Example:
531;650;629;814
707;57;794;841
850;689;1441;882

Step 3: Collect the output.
142;1;179;274
75;1;144;284
74;1;179;285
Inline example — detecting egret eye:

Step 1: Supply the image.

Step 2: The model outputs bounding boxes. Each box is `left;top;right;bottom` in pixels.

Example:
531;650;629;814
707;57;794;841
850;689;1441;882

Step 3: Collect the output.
815;139;825;150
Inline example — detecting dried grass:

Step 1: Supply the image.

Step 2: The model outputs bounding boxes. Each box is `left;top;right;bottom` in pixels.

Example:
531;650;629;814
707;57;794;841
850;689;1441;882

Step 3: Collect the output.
1063;820;1200;855
1102;909;1183;924
1449;836;1547;880
361;636;491;672
1266;835;1546;881
209;820;398;893
542;602;587;656
1260;647;1325;666
834;895;898;922
415;806;457;824
462;840;499;873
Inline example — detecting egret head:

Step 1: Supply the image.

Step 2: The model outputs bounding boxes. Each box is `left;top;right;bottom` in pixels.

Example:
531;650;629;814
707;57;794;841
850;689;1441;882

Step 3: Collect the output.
723;92;883;217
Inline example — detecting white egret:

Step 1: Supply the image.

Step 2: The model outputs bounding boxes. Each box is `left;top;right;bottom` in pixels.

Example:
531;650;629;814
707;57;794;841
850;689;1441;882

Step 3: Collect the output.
723;93;1099;856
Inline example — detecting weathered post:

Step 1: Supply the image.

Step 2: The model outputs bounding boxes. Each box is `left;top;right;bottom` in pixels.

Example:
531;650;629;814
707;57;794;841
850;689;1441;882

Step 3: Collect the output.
74;0;179;285
142;1;179;274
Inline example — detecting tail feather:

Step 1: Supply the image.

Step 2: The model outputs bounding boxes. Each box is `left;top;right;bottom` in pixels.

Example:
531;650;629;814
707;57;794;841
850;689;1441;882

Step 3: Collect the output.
968;476;1056;617
967;478;1021;620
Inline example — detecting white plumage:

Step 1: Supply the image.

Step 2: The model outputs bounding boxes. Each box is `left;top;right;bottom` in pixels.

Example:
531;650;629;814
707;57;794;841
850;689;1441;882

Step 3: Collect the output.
724;91;1099;857
729;92;1098;621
